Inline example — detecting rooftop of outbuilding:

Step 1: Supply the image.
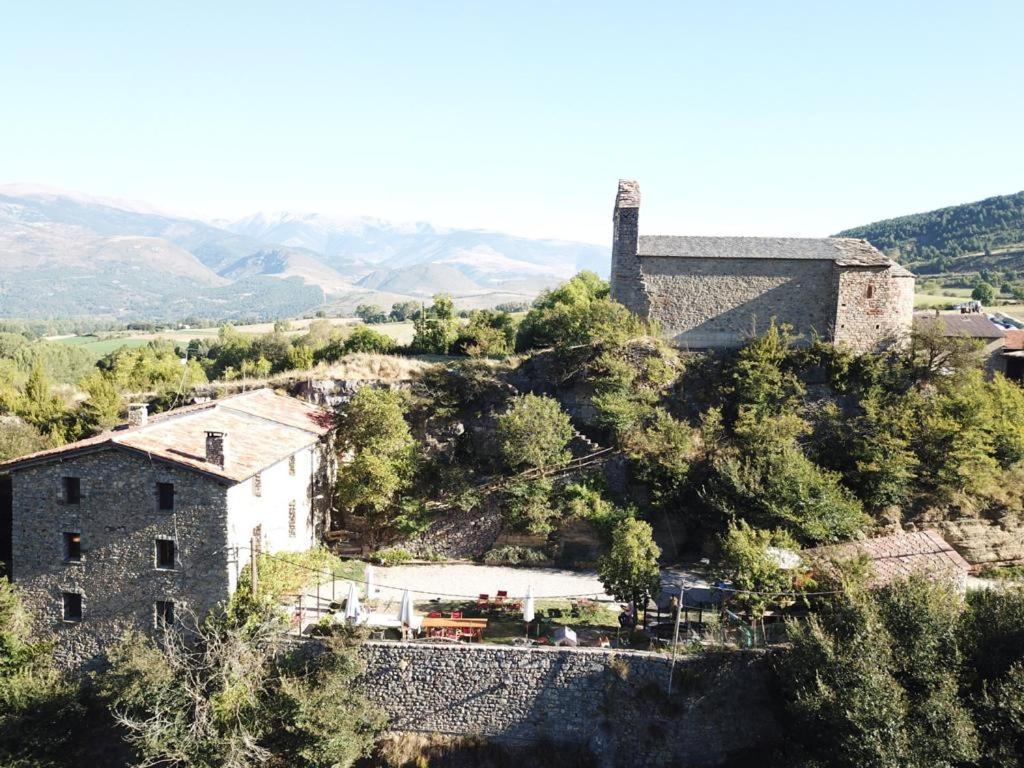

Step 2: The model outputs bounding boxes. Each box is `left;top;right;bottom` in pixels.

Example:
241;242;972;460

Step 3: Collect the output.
805;530;970;589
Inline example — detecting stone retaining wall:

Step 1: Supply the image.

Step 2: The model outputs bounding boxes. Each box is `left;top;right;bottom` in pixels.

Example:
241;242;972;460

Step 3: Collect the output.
357;641;780;767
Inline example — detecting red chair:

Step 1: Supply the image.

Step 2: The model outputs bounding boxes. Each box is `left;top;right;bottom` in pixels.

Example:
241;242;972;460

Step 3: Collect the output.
496;590;508;606
428;612;441;618
477;593;490;608
449;611;462;620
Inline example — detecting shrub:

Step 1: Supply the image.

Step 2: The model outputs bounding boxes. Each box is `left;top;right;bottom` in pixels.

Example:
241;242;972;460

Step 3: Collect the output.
372;547;416;566
515;272;647;352
598;518;661;611
100;609;384;767
502;477;559;535
483;546;549;566
496;394;573;472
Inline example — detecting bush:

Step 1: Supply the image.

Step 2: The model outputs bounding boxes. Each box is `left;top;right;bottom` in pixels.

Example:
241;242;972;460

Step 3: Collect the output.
100;609;384;767
502;477;558;535
372;547;416;566
483;546;549;566
515;272;647;352
496;394;573;472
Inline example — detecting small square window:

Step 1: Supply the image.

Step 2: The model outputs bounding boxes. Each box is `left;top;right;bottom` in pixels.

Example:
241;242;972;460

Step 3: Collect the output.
288;501;296;538
63;532;81;562
155;538;176;570
157;483;175;511
62;592;82;622
63;477;81;505
155;600;175;627
253;473;262;497
288;455;296;476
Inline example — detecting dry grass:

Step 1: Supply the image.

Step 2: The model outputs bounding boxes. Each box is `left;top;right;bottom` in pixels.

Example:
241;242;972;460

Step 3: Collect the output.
370;733;594;768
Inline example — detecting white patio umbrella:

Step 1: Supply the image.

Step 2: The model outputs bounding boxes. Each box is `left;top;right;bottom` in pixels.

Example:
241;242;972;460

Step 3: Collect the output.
344;581;361;623
398;589;415;638
523;585;535;639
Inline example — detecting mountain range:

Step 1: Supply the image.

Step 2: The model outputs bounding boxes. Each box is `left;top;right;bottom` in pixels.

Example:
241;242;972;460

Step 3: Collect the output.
0;185;609;321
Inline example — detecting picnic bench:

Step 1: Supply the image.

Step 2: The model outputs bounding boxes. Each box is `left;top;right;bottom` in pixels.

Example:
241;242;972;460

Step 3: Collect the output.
421;616;488;642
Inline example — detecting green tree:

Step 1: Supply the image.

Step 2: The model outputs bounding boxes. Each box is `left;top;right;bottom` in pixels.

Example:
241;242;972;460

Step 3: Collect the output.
702;412;869;545
716;521;799;621
515;272;647;352
389;301;420;322
78;371;124;432
972;282;996;305
727;322;804;421
0;418;51;461
0;579;93;766
287;344;315;371
411;295;458;354
598;518;661;616
453;310;516;357
778;577;979;768
496;394;573;472
335;387;417;545
502;477;558;535
355;304;387;324
343;326;396;355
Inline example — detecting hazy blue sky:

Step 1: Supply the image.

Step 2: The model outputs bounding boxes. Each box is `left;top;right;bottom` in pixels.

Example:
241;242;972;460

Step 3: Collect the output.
1;1;1021;243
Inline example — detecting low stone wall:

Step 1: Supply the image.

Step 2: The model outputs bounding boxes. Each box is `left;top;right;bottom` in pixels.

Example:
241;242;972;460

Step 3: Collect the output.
357;642;781;767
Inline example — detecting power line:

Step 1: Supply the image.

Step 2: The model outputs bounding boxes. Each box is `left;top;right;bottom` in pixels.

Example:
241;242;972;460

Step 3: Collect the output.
246;547;847;602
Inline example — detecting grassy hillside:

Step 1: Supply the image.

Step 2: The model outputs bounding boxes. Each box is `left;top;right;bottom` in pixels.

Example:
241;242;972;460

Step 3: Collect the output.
836;190;1024;272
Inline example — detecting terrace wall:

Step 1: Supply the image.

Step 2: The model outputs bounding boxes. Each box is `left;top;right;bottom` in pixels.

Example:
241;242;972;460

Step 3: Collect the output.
357;641;780;767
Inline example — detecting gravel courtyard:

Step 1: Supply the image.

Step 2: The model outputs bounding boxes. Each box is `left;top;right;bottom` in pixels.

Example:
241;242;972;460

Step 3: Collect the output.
370;563;613;607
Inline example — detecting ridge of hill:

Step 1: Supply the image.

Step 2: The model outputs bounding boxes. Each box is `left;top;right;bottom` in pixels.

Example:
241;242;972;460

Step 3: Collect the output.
835;190;1024;272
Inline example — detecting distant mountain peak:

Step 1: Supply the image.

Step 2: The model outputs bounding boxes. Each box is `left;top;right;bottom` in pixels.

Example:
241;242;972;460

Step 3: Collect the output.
0;183;609;322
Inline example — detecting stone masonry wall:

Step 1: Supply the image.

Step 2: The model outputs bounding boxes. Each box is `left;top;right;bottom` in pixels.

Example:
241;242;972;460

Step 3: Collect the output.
832;265;915;353
639;256;838;348
610;182;648;315
10;449;232;665
358;642;780;767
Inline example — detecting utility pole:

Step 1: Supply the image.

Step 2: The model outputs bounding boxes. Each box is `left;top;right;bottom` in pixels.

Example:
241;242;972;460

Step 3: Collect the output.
668;582;686;694
250;535;259;598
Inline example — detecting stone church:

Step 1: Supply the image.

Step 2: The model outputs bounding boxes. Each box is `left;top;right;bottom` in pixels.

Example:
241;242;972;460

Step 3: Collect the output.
610;180;915;352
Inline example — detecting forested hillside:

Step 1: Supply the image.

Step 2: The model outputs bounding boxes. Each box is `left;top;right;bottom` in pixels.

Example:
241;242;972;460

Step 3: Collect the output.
836;190;1024;271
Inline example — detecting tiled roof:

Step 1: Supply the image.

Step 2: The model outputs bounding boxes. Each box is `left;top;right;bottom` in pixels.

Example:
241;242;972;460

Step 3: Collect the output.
1003;329;1024;351
637;235;898;268
805;530;970;589
915;313;1006;340
0;389;332;483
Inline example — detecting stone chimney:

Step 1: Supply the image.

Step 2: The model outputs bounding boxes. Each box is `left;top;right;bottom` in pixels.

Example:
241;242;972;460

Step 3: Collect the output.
127;403;149;428
611;179;647;313
205;431;228;468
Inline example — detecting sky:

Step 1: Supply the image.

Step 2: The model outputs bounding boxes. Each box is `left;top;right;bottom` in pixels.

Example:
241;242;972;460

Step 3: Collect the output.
1;1;1022;245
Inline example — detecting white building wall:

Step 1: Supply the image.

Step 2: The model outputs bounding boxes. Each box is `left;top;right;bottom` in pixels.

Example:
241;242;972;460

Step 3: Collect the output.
225;442;325;593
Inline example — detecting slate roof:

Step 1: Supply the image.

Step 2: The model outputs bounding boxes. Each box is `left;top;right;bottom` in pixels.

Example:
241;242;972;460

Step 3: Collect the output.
637;235;904;270
915;313;1006;340
0;388;333;483
805;530;970;589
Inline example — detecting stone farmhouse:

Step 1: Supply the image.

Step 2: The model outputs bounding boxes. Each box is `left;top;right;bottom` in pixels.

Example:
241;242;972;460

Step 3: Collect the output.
0;388;335;663
610;179;915;352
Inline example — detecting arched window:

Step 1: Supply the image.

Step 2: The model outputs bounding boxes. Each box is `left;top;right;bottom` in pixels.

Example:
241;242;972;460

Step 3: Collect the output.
866;284;875;299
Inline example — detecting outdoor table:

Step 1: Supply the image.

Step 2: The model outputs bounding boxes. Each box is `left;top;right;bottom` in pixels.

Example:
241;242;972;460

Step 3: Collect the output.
420;616;488;641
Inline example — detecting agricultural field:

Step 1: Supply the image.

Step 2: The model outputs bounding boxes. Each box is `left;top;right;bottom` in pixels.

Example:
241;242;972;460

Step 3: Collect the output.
49;317;419;360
